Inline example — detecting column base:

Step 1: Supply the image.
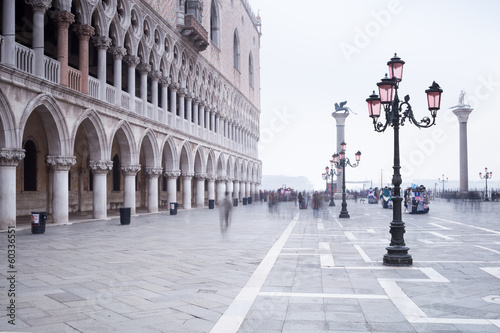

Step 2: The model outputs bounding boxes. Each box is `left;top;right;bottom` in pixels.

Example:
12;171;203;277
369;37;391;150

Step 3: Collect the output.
339;211;350;218
383;246;412;266
329;200;335;206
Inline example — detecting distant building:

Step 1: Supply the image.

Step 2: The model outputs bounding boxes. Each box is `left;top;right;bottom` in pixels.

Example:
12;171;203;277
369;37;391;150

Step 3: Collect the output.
261;175;314;191
0;0;262;230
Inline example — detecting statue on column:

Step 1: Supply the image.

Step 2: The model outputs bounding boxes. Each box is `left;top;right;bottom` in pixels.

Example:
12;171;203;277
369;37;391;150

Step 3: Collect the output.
450;90;470;109
333;101;357;115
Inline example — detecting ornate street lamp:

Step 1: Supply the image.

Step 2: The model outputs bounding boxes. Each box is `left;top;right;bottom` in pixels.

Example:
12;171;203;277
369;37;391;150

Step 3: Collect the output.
366;53;443;266
479;167;493;201
331;141;361;218
438;174;448;197
325;159;341;206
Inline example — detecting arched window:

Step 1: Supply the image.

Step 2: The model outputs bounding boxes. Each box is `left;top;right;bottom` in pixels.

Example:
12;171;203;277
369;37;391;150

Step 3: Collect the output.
233;29;240;71
249;52;254;88
112;154;120;191
23;140;37;191
210;0;220;48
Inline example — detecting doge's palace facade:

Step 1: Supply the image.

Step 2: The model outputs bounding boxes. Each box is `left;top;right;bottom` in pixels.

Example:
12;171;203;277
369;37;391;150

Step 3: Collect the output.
0;0;262;230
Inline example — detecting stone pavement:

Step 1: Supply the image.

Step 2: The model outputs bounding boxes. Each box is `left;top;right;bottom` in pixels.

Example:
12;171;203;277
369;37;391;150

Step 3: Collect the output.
1;199;500;332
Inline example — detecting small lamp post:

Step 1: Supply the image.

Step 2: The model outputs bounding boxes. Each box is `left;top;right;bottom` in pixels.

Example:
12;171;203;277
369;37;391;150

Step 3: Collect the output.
366;53;443;266
438;174;448;198
325;160;341;206
331;141;361;218
479;168;493;201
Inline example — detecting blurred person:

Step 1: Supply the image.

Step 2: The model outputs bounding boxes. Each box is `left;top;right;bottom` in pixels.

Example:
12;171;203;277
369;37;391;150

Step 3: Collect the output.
220;191;233;233
312;191;320;218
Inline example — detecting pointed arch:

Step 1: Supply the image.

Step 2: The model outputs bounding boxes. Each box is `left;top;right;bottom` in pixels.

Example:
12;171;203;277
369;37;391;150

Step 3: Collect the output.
0;89;17;148
109;120;138;165
161;136;179;172
72;109;109;161
138;129;160;168
179;140;193;173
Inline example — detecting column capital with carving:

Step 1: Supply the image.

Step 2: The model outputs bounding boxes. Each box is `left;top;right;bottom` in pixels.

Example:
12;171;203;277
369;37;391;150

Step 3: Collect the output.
121;164;141;176
88;160;113;174
73;24;95;40
206;174;217;181
194;172;207;179
181;172;195;178
50;10;75;28
123;55;141;67
164;170;181;178
149;70;163;81
178;88;187;97
160;77;171;86
170;83;180;91
109;46;127;59
46;155;76;171
0;149;25;166
137;63;152;74
145;167;163;177
25;0;52;13
92;36;112;50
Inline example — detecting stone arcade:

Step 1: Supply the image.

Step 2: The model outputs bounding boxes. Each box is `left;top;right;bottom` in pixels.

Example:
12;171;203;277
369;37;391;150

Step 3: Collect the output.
0;0;262;230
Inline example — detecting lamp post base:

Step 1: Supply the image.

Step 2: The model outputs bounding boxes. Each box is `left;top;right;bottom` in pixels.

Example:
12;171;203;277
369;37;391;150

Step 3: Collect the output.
329;200;335;206
383;246;412;266
339;211;350;218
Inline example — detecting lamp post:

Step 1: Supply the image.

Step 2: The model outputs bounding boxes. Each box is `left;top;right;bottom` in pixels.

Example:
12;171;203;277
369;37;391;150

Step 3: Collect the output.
479;168;493;201
438;174;448;198
325;159;341;206
366;53;443;266
331;141;361;218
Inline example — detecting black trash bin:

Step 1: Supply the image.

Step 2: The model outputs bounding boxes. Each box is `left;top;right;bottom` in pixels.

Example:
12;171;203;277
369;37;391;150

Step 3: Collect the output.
119;207;131;225
248;197;252;204
243;198;247;205
208;199;215;209
233;198;238;207
31;211;47;234
170;202;178;215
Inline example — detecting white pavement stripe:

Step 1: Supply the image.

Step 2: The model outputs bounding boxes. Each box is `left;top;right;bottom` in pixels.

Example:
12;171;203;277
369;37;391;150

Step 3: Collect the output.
367;229;376;233
428;222;452;230
475;245;500;255
344;231;356;240
378;279;428;319
258;291;388;300
427;231;454;240
336;219;343;228
418;239;434;244
317;222;325;230
430;217;500;235
481;267;500;279
319;242;335;267
210;211;300;333
354;244;372;262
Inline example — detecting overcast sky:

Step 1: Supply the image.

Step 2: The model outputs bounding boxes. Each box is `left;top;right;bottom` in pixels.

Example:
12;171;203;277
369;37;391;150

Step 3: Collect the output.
250;0;500;191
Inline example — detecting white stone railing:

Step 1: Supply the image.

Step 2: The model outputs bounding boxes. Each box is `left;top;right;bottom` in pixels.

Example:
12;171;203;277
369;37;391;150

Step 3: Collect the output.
68;67;81;92
106;84;116;104
147;104;153;119
135;98;142;115
88;76;99;99
121;91;130;109
43;56;60;84
15;43;34;74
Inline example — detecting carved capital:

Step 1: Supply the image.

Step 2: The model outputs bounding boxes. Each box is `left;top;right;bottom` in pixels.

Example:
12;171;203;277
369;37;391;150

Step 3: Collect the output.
165;170;181;178
194;172;207;179
25;0;51;13
88;160;113;174
206;174;217;181
123;55;141;67
170;83;180;91
181;172;195;178
137;63;152;74
0;149;25;166
121;164;141;176
145;167;163;177
160;77;171;86
149;70;163;80
178;88;187;97
73;24;95;39
50;11;75;28
109;46;127;59
46;155;76;171
92;36;112;49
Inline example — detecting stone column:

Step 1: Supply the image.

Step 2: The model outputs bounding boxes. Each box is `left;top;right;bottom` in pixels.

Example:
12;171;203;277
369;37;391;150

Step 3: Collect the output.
46;155;76;224
0;149;24;230
123;55;140;112
137;63;151;116
195;173;206;207
453;106;474;192
233;180;240;201
1;0;16;66
226;178;234;199
109;46;127;107
331;112;350;193
160;77;171;123
178;88;186;121
88;160;113;219
51;10;75;86
27;0;51;77
182;172;194;209
246;181;251;200
250;182;256;200
149;70;162;121
207;175;216;208
145;168;162;213
73;24;95;94
121;165;141;215
216;178;227;205
239;180;245;201
193;98;199;125
165;170;181;206
205;107;211;130
186;93;193;123
92;36;112;100
211;111;216;132
170;83;179;118
199;102;205;128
